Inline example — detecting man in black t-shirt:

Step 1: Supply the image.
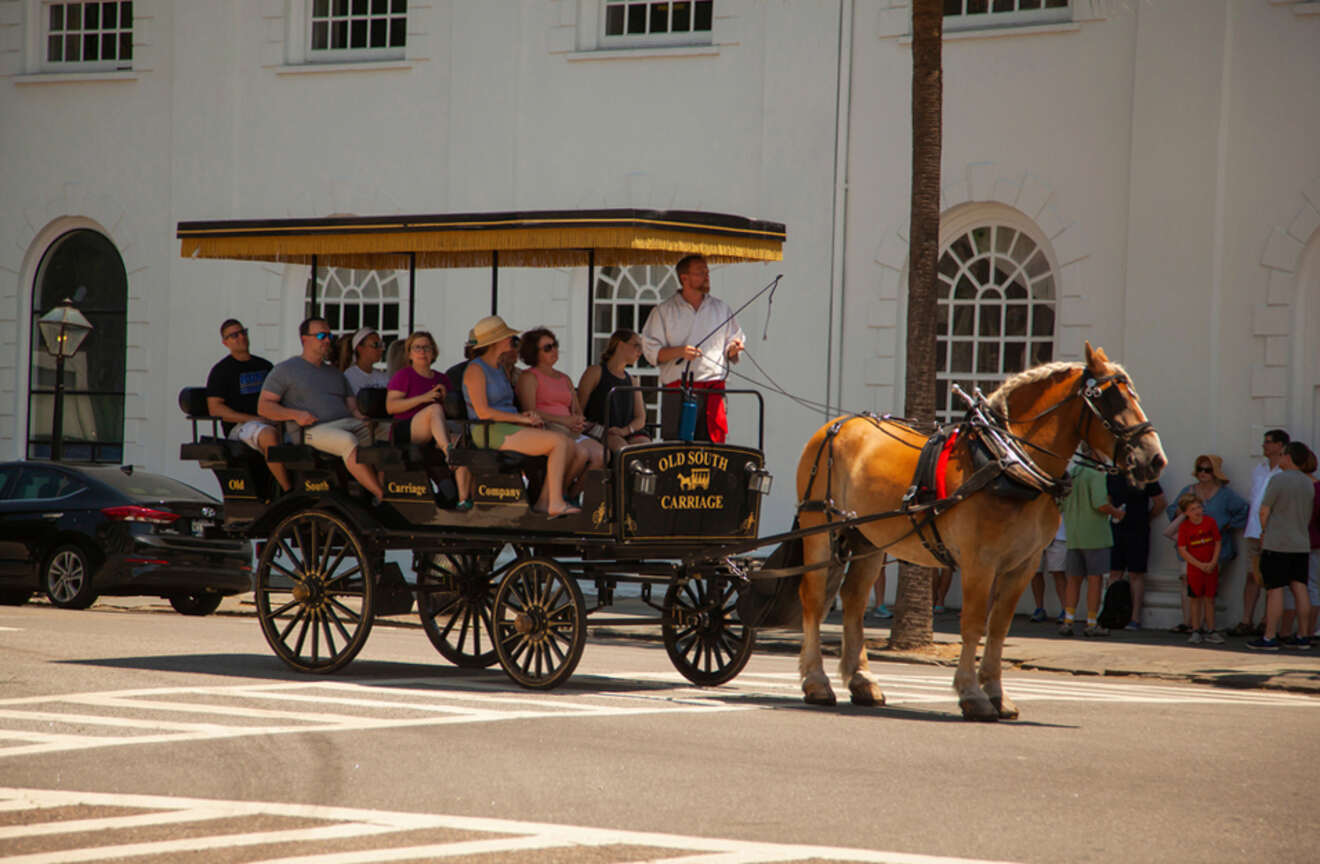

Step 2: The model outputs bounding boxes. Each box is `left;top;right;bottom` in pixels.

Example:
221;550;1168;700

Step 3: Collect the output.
206;319;290;493
1106;473;1166;629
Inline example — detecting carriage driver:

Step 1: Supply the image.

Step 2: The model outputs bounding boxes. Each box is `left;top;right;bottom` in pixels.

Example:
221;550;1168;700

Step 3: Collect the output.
206;319;291;495
640;254;745;443
258;316;386;504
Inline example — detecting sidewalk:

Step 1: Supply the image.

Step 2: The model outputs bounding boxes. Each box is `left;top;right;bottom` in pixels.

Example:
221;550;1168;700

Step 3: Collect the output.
95;594;1320;696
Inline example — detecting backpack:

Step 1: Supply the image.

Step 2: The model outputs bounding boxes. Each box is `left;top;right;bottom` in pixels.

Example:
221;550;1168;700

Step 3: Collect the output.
1097;579;1133;630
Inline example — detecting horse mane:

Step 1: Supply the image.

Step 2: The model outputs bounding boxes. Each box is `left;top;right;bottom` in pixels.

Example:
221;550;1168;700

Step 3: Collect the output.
986;358;1131;415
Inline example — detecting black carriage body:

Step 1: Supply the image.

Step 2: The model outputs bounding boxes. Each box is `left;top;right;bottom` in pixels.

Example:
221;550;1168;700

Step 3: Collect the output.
616;442;763;544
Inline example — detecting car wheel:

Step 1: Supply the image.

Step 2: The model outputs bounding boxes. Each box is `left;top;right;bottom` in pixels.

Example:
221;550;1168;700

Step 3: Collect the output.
43;544;97;610
169;593;224;616
0;589;30;606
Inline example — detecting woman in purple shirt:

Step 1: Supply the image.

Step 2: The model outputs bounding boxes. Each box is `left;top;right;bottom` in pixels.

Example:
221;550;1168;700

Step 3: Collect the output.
386;330;470;505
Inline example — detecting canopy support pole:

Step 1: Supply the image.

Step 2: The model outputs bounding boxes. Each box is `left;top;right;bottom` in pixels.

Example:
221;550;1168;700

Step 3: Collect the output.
309;254;319;318
408;252;416;333
490;250;498;314
586;248;595;364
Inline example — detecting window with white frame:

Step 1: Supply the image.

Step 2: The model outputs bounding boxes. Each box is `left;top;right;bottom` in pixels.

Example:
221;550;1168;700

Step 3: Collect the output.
942;0;1070;32
593;265;678;424
601;1;713;47
308;0;406;60
934;222;1056;423
309;268;402;351
43;1;133;70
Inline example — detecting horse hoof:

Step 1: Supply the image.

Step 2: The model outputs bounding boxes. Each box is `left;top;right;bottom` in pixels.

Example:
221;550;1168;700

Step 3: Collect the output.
990;697;1020;720
849;683;886;707
959;698;999;722
803;690;837;707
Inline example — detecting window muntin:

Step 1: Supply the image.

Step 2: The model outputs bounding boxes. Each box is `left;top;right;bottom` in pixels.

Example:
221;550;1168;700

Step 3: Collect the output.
942;0;1070;31
934;223;1056;423
592;265;678;425
28;229;127;463
308;0;406;60
43;1;133;70
310;267;402;352
602;1;713;47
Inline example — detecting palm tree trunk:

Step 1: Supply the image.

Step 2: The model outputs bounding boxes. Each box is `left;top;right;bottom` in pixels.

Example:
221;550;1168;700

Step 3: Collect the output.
890;0;943;651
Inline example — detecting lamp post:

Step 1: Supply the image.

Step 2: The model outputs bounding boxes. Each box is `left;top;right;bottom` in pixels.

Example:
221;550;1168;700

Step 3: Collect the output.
37;298;93;462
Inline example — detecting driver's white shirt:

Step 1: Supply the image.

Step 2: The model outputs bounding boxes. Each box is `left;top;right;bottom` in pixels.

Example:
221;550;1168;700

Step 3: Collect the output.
1245;461;1280;539
640;292;745;385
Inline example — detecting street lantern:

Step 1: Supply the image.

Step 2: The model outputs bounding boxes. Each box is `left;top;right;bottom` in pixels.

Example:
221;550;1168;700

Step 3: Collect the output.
37;298;93;462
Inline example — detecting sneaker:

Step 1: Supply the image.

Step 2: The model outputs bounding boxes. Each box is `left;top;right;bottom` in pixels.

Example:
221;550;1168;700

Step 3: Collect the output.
933;605;947;615
1188;630;1203;644
865;605;894;622
1204;630;1225;645
1056;610;1066;624
1284;635;1312;650
1124;621;1141;631
1246;637;1280;652
1226;622;1254;638
1058;622;1075;637
1030;607;1047;623
1083;624;1110;638
1171;623;1191;634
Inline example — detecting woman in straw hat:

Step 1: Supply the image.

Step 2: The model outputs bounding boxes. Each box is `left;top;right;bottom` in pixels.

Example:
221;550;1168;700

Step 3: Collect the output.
1164;454;1248;633
462;315;581;518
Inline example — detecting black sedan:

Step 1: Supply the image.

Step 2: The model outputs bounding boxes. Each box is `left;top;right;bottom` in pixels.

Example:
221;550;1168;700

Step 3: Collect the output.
0;461;251;614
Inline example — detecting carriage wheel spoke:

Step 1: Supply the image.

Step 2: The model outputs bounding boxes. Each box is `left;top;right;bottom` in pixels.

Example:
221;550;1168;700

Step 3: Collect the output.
326;595;362;623
291;614;311;655
322;565;362;588
268;597;300;619
326;603;353;643
279;605;308;641
320;612;339;657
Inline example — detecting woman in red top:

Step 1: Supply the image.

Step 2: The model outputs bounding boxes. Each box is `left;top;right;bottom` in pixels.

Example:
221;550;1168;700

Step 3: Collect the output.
515;328;601;497
386;330;471;506
1176;492;1223;643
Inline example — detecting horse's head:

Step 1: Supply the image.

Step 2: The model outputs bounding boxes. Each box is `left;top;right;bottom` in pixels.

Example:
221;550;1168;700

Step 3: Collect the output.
1078;342;1167;484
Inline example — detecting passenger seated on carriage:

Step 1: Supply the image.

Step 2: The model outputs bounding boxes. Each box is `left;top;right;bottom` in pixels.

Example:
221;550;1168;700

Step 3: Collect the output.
578;328;651;454
337;327;391;395
386;330;472;508
515;327;601;498
461;315;581;518
206;318;292;494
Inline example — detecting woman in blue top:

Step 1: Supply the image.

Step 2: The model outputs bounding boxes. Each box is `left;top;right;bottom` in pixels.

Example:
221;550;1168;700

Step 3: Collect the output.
461;315;580;518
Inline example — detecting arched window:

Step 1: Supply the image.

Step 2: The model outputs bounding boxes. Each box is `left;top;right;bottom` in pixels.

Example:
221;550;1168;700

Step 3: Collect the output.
592;265;678;422
935;221;1056;422
310;267;402;350
28;229;128;462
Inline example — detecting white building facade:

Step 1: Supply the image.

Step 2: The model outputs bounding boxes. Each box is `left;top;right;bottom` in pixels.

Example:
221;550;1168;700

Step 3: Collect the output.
2;0;1317;625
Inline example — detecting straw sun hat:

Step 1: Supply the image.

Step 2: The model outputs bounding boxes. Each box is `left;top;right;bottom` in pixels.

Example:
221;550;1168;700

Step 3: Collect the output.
467;315;521;350
1193;453;1229;484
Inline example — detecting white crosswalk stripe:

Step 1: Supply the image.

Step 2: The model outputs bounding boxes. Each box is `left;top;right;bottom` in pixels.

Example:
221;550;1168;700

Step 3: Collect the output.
0;670;1312;761
0;786;1026;864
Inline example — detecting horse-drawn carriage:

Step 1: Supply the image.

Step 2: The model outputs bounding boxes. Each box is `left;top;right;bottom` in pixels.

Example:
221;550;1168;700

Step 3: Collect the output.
177;207;1168;720
177;209;786;690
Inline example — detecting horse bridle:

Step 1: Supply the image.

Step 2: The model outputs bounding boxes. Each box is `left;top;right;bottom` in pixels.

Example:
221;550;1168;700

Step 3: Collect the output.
1077;372;1155;470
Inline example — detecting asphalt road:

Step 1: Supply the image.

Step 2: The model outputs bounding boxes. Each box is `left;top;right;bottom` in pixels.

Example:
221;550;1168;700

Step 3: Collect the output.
1;603;1316;863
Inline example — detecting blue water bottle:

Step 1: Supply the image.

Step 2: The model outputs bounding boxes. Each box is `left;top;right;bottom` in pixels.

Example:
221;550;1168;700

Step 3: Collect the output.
678;388;698;442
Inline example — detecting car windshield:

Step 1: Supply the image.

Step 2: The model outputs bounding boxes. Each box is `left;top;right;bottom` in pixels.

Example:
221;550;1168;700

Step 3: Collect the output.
87;468;216;502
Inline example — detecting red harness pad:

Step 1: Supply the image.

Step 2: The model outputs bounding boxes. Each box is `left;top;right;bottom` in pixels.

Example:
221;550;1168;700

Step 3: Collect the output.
935;428;959;500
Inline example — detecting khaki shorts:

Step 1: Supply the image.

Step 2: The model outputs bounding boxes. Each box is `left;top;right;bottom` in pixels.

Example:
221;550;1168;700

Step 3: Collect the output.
304;417;372;458
228;420;275;451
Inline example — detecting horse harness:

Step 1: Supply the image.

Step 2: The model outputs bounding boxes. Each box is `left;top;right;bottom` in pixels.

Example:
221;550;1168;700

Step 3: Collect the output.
796;369;1149;570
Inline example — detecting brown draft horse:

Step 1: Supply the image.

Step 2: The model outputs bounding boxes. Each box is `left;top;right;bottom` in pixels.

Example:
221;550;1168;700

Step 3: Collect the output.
793;343;1166;721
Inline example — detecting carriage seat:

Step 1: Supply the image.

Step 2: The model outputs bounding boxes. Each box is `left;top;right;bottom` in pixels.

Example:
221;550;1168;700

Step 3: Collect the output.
177;386;250;468
352;386;456;469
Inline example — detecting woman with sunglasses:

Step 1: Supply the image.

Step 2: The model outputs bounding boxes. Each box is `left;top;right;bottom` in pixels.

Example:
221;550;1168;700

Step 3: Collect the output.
337;327;391;395
1164;455;1248;632
578;329;651;454
516;328;600;497
462;317;580;518
385;330;472;507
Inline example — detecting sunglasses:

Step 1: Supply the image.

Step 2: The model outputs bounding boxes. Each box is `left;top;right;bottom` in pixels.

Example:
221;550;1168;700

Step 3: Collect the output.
541;341;559;353
308;331;332;341
223;328;248;340
411;344;435;353
1195;466;1213;473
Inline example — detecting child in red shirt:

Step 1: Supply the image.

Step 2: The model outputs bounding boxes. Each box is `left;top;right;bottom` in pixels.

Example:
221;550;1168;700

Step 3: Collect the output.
1176;492;1223;644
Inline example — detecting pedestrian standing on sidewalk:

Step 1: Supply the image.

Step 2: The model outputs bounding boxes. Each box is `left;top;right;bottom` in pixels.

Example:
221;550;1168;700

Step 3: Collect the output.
1165;454;1248;633
1247;442;1315;651
1060;445;1125;637
1031;519;1068;623
1107;474;1165;630
1278;447;1318;641
1231;430;1289;636
1307;456;1320;639
1175;493;1223;644
866;555;894;621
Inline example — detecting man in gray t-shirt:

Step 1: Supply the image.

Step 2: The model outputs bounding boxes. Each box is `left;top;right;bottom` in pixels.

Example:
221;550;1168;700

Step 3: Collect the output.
1249;442;1316;650
259;317;385;502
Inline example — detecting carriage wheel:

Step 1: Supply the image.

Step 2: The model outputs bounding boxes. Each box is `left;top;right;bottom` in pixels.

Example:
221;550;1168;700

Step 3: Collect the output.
255;510;374;673
662;577;755;686
417;550;500;668
492;557;585;691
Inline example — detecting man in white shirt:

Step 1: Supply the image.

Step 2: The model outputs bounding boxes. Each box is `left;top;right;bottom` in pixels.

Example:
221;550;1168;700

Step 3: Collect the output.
1229;428;1289;636
640;254;745;442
